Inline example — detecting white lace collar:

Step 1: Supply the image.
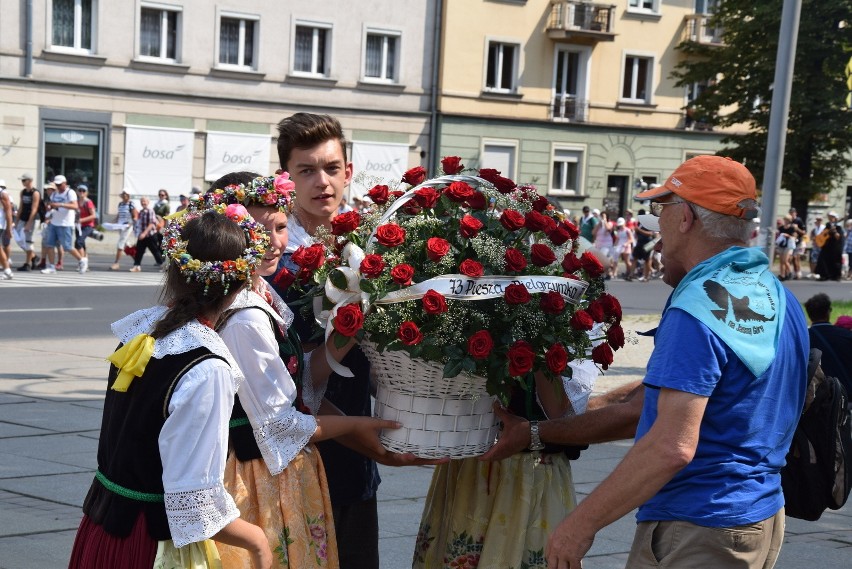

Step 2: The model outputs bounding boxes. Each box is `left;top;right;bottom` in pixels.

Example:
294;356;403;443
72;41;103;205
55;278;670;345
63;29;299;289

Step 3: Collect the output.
284;214;312;253
111;306;245;386
229;286;295;330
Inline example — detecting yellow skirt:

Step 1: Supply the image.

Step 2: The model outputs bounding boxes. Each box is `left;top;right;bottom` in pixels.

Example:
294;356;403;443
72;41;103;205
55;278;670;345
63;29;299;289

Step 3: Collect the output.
216;445;338;568
413;453;576;569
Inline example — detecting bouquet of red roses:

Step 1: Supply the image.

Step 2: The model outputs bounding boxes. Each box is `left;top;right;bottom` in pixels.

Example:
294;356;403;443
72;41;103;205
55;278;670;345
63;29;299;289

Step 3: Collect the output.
291;157;623;402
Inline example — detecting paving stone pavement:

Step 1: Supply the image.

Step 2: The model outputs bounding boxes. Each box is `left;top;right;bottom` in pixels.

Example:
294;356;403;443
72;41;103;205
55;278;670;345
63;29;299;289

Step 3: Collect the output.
0;315;849;568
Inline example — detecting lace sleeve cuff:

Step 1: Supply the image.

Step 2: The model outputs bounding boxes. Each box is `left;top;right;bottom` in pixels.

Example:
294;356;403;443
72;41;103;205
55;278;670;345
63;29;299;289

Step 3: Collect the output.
300;353;327;415
165;484;239;548
255;410;318;476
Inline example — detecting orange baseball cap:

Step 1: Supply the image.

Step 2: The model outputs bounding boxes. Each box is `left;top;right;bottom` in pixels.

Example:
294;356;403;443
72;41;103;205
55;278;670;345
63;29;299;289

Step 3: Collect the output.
635;155;759;219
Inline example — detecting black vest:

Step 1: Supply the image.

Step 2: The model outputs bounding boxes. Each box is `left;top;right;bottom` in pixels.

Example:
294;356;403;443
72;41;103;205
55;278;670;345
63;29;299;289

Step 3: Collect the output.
82;346;225;540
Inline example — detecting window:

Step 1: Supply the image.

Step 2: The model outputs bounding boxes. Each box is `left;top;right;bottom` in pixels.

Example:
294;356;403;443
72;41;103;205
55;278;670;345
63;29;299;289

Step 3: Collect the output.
552;47;590;121
695;0;719;15
52;0;94;51
551;149;584;195
485;41;519;93
482;142;517;179
219;16;257;69
364;31;399;82
628;0;659;13
140;6;179;61
294;24;331;76
621;55;653;103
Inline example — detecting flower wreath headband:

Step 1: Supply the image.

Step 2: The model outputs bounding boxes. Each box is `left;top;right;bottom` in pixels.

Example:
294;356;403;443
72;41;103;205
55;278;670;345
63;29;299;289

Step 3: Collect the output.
198;172;297;212
162;203;269;295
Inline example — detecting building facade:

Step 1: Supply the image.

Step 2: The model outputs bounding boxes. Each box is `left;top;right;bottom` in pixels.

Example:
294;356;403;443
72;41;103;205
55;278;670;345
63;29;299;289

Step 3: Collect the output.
0;0;439;212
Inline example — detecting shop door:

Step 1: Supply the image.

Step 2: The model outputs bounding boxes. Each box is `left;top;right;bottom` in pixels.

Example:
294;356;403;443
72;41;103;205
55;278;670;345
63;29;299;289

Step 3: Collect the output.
44;128;101;207
603;175;629;218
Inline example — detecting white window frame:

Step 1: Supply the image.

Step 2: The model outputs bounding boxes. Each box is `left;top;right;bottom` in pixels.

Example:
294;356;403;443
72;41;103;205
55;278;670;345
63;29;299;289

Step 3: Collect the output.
548;144;586;197
620;52;655;104
138;2;182;63
627;0;661;15
216;11;259;70
362;27;401;83
49;0;97;54
480;139;519;180
484;38;521;94
292;20;333;77
552;46;592;119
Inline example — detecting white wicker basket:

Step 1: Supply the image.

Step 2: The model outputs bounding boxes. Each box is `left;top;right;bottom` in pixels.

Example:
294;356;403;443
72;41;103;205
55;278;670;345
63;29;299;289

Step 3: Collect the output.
361;341;499;459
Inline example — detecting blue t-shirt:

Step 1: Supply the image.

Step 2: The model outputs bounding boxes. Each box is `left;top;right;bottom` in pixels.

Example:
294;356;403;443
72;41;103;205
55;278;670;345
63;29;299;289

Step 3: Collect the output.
635;288;808;527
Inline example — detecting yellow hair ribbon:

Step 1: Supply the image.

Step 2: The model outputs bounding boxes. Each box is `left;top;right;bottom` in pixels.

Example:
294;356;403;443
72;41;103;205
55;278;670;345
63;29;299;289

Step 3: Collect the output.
107;333;155;392
164;208;189;221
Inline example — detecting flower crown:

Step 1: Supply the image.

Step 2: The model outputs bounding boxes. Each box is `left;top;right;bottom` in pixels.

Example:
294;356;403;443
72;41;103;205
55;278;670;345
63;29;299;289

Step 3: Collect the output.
162;203;269;294
200;172;296;211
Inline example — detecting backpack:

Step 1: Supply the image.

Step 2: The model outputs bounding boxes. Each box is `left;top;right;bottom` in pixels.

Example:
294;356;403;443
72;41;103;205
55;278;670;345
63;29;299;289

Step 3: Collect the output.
781;348;852;520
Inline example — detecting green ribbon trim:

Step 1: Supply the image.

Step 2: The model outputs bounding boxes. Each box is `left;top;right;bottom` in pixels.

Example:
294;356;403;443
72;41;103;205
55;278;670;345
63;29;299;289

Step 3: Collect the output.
229;417;250;429
95;470;164;503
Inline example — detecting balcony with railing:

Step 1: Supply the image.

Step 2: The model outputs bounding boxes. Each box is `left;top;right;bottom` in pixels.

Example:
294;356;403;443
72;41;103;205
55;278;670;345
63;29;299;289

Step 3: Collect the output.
551;95;589;122
547;0;616;43
683;14;724;45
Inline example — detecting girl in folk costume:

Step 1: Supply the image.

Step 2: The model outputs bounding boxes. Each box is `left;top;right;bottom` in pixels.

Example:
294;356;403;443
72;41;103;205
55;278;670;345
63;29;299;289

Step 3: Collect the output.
200;172;400;569
69;208;273;568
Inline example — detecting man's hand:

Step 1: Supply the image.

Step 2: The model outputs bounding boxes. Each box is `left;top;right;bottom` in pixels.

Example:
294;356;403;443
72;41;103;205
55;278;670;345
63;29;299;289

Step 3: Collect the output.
336;419;449;467
546;515;596;569
479;402;529;462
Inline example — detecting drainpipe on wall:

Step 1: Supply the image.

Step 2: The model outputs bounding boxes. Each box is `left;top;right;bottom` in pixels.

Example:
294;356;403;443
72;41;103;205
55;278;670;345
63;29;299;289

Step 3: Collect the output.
25;0;34;77
427;0;443;173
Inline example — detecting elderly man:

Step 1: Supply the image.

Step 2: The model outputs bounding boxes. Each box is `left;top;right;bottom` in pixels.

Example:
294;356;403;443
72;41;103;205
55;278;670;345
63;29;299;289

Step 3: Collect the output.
485;156;809;569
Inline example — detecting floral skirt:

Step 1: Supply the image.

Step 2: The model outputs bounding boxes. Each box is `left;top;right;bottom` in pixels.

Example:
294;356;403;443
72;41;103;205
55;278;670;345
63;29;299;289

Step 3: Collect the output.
216;444;338;569
412;453;576;569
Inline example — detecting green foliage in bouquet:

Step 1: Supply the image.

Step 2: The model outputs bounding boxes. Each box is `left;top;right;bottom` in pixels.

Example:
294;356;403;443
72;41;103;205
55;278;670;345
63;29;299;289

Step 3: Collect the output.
290;157;624;402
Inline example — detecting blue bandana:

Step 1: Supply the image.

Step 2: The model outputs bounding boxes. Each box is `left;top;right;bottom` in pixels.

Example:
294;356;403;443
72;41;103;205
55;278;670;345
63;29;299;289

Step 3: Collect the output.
667;247;785;377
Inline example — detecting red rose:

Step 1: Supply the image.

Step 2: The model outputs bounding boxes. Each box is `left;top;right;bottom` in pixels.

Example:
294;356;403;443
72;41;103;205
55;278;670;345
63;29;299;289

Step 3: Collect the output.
524;210;551;232
500;209;525;231
570;310;595;331
492;175;517;194
504;283;531;305
444;181;475;202
333;303;364;337
414;187;440;208
530;243;556;267
390;263;415;286
599;293;623;323
367;184;389;204
532;195;550;212
580;251;605;278
426;237;451;261
508;340;536;376
422;289;448;315
607;324;625;350
459;258;484;277
467;191;487;210
504;248;528;272
467;330;494;359
587;301;605;323
548;221;579;246
592;343;614;370
540;291;565;315
331;210;361;235
360;254;386;278
389;190;405;199
561;253;582;273
291;243;326;271
398;321;424;345
545;343;569;374
375;223;406;247
459;214;484;238
441;156;464;175
402;166;427;186
271;266;296;290
478;168;501;183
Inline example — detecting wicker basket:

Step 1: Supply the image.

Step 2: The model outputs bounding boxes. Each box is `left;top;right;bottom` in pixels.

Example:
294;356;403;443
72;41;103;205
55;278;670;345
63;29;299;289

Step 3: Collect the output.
361;341;499;459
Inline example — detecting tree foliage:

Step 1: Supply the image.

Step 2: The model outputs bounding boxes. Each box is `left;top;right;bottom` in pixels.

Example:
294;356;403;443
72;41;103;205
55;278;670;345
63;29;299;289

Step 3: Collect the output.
672;0;852;215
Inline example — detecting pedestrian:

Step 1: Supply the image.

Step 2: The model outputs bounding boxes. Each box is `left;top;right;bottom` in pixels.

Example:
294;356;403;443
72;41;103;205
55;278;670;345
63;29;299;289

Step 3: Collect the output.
579;205;599;243
154;189;170;218
176;194;190;213
614;216;635;280
13;172;40;271
593;211;616;279
633;209;655;281
0;179;13;279
68;207;273;569
196;172;403;569
74;185;97;271
775;215;798;281
788;207;806;278
804;293;852;396
41;175;88;274
808;214;825;276
843;219;852;279
36;182;57;270
491;155;809;569
129;196;164;272
814;211;844;281
110;190;138;270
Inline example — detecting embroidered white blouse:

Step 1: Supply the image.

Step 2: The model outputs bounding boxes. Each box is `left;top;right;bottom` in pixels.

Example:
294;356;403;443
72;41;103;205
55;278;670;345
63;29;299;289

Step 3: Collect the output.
217;285;322;477
110;306;243;548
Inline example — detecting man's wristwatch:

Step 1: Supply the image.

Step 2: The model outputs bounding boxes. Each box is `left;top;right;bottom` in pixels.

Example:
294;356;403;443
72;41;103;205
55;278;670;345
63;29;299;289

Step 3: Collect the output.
528;420;545;451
